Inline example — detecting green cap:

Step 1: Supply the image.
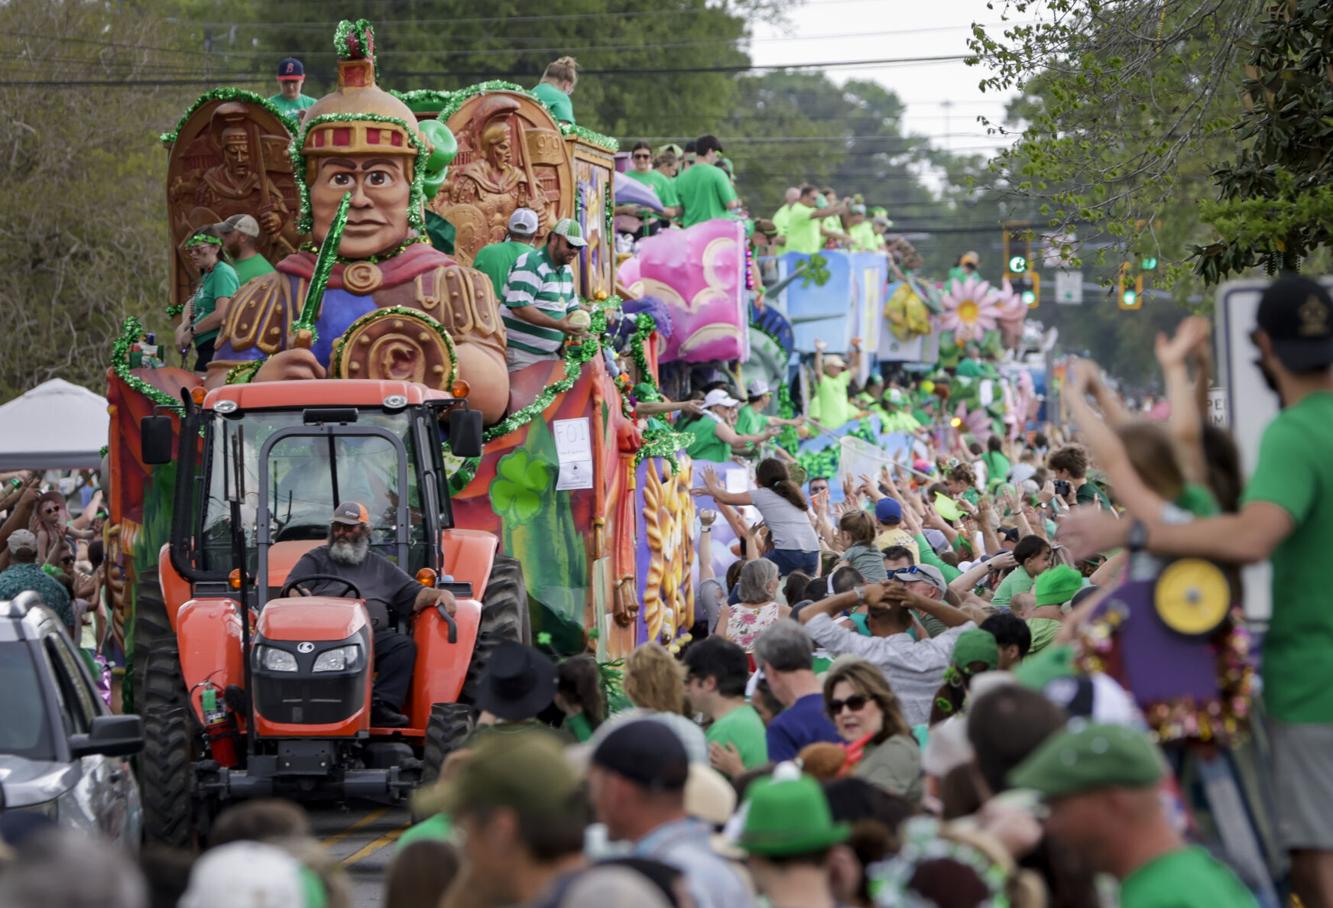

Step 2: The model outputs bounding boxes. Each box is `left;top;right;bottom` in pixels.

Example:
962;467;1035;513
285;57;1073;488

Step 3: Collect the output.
1034;565;1084;607
551;217;588;248
1008;722;1166;799
740;773;850;857
950;629;999;672
412;729;579;819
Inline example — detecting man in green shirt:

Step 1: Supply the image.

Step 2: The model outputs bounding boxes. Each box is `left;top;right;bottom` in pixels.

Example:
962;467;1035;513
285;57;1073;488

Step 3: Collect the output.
177;232;238;371
808;338;864;430
847;206;879;251
674;134;739;228
771;187;800;255
685;388;776;463
684;638;769;776
531;56;578;124
1059;276;1333;906
267;57;317;121
784;185;852;255
1048;444;1111;508
1011;722;1256;908
736;379;803;439
472;207;539;297
213;214;275;287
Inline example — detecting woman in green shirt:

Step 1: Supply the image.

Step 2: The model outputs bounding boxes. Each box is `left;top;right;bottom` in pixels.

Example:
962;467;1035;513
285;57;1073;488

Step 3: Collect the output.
683;388;779;463
532;56;578;123
990;535;1052;608
555;654;605;743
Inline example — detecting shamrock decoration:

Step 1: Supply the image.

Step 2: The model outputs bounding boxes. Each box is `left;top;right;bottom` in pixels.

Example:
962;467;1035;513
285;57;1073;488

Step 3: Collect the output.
490;448;552;522
536;631;553;647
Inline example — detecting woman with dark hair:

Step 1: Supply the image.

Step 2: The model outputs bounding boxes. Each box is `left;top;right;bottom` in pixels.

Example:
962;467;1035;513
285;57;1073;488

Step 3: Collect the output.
927;629;1000;725
554;654;606;743
695;459;820;576
823;658;922;802
990;535;1051;608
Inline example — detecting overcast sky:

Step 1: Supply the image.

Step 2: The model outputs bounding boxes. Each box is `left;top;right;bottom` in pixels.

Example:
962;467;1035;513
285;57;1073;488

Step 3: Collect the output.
748;0;1019;156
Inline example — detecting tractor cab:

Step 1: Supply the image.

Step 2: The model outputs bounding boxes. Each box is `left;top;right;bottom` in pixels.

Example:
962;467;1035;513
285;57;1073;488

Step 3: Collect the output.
135;381;519;829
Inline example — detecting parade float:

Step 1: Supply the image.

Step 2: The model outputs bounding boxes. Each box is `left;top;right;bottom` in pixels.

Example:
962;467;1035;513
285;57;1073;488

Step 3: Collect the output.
102;21;711;841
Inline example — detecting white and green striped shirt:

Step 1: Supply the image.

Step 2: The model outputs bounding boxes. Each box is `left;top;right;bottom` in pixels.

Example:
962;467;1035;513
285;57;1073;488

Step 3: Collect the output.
501;248;577;369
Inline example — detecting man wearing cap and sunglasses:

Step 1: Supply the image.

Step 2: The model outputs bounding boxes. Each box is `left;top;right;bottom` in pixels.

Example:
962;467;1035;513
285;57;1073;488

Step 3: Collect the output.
472;207;541;298
267;56;317;120
289;502;456;727
1060;275;1333;905
501;217;590;371
684;388;780;463
212;214;275;288
797;567;975;726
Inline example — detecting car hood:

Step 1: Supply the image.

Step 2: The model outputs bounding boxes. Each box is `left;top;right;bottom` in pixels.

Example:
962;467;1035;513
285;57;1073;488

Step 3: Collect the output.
0;754;76;808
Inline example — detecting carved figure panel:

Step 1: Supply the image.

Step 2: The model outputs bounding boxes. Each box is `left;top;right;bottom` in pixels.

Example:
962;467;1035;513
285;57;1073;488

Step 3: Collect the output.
569;141;615;301
166;100;304;314
434;92;572;265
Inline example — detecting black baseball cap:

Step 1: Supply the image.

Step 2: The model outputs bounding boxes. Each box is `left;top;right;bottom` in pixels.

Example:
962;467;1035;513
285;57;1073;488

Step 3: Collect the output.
277;57;305;80
591;720;688;792
1256;275;1333;371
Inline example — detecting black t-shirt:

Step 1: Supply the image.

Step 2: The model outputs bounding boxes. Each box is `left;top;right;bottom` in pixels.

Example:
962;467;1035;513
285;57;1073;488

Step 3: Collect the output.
288;545;419;631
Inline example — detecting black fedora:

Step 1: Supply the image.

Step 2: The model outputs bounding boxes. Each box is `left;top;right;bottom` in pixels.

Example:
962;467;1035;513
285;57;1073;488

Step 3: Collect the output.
476;641;557;721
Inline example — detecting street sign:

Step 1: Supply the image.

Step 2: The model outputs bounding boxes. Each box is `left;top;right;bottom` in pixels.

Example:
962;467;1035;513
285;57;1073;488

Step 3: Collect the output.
1054;270;1083;305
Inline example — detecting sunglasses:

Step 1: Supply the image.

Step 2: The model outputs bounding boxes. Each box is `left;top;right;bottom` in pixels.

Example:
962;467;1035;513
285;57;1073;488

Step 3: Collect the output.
632;153;651;160
828;694;870;715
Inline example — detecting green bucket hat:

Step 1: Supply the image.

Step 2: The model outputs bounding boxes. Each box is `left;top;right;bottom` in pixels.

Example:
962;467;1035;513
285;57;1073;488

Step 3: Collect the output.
1008;722;1166;799
950;629;999;674
1013;641;1076;686
1034;565;1085;607
740;773;850;857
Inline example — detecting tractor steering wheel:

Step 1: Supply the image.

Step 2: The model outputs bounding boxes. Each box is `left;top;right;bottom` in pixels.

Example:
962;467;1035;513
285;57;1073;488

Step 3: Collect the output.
279;574;363;601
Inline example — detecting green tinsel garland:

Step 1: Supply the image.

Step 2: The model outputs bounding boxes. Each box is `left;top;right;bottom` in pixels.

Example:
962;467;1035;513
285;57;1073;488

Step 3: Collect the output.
159;87;299;146
635;429;688;468
775;384;800;453
482;306;610;442
392;89;457;113
293;191;352;347
111;317;184;414
166;303;184;318
226;361;263;385
333;19;379;80
447;456;481;494
99;445;109;459
603;182;614;239
290;112;430;235
562;122;618;152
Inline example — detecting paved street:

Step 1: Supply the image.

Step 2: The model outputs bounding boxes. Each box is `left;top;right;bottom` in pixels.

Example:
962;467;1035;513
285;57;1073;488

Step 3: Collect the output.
308;800;412;906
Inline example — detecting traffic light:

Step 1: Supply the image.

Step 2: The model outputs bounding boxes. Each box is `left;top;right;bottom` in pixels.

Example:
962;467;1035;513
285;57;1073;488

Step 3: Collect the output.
1003;223;1038;308
1117;262;1144;310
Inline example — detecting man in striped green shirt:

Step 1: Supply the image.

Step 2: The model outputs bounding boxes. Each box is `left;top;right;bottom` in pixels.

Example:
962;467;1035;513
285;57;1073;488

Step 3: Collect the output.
501;218;588;371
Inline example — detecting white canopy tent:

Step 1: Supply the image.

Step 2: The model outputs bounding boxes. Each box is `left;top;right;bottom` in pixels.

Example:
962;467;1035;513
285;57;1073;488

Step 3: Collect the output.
0;379;110;470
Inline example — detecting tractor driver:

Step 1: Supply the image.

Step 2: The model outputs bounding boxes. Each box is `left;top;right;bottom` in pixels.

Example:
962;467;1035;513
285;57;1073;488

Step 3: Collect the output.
289;501;456;727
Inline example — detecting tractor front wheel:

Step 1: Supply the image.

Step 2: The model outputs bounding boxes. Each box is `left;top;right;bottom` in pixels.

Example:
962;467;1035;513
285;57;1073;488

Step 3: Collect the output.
138;651;195;847
460;554;530;706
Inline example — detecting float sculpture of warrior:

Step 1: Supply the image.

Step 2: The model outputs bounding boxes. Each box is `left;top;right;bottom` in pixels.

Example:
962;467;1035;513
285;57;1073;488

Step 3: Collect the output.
204;20;509;423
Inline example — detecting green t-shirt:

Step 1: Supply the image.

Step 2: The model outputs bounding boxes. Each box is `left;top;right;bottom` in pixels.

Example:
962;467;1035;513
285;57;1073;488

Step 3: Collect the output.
914;533;962;582
397;813;452;850
991;565;1033;607
1176;482;1220;518
191;261;240;345
1242;390;1333;722
706;704;768;771
784;203;822;255
675;162;737;228
1119;847;1256;908
1075;480;1112;509
848;221;879;251
685;415;731;463
564;712;595;743
531;81;574;123
811;370;855;430
626;169;679;209
267;93;317;118
982;451;1011;484
231;253;275;288
473;239;536;297
735;404;769;438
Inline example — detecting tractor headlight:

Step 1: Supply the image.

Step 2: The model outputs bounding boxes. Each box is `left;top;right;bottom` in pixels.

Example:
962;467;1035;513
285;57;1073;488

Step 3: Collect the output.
259;646;298;672
312;644;361;673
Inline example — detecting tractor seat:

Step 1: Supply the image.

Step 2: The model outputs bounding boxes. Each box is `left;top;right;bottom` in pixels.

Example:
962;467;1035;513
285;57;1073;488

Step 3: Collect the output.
267;539;323;591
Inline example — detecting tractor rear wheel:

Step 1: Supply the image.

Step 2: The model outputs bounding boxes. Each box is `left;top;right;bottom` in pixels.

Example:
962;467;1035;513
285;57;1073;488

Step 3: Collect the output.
459;554;530;706
138;651;195;847
419;703;474;790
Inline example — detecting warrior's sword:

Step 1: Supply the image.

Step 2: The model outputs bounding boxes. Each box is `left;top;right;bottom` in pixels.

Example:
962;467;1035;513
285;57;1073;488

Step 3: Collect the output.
291;191;352;350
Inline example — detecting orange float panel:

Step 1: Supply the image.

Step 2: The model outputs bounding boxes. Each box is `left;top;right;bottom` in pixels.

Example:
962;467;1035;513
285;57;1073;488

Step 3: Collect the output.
258;598;369;642
202;379;453;411
158;544;193;633
439;529;496;600
176;598;245;723
408;597;482;727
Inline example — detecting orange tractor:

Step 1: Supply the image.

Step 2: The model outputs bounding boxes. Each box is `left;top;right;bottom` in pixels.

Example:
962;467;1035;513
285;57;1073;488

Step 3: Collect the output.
129;376;521;843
